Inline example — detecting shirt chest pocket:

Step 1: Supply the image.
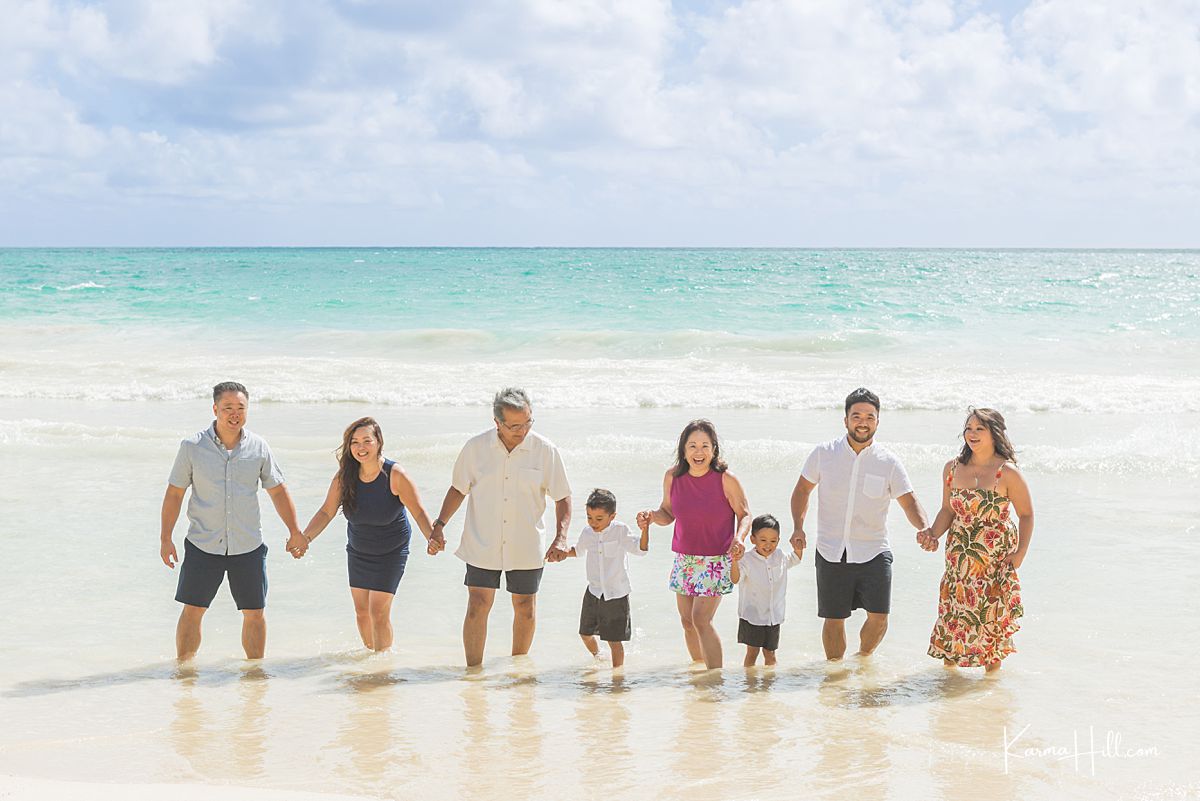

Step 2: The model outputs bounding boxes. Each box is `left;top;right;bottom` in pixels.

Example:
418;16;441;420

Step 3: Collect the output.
519;467;544;495
232;457;263;493
601;539;622;557
862;473;887;499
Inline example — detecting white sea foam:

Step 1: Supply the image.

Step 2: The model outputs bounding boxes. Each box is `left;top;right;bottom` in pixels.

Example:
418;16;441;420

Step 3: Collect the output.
56;281;106;291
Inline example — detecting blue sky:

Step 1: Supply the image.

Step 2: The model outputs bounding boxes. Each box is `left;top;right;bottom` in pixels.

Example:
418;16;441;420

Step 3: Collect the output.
1;0;1198;246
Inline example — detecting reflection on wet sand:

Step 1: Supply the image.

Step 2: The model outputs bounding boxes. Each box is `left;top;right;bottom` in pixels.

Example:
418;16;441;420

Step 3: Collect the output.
169;664;268;784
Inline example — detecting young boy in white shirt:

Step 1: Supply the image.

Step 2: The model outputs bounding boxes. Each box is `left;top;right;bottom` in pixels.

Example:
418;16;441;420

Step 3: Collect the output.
565;488;649;668
731;514;803;666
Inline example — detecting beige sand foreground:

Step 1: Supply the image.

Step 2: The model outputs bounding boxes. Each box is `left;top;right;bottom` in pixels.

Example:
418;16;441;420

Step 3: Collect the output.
0;775;374;801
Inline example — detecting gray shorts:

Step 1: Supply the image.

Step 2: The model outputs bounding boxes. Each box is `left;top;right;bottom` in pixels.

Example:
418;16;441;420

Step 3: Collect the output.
815;549;893;619
464;564;544;595
579;588;632;642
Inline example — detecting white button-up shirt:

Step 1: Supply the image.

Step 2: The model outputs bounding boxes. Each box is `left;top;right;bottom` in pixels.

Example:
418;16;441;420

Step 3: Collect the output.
574;521;646;600
736;547;802;626
451;429;571;571
801;435;914;564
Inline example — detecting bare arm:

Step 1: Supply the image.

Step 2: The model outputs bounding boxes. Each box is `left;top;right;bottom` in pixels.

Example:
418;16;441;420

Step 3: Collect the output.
638;522;650;552
429;486;467;554
1001;464;1034;569
896;491;929;531
722;471;750;558
917;461;956;551
391;466;435;541
637;471;676;531
789;475;816;560
160;484;187;568
267;483;307;558
544;496;573;562
300;476;342;545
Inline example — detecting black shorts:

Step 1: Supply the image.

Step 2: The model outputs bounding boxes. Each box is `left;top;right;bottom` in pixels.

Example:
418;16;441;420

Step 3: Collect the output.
738;619;781;651
815;549;892;619
464;564;544;595
175;539;268;610
578;588;632;642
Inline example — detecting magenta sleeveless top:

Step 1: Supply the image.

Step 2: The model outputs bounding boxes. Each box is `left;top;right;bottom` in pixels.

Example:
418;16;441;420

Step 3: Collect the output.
670;469;735;556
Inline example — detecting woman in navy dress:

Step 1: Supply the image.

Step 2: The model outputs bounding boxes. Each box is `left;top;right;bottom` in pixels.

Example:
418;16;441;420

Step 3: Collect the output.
301;417;442;651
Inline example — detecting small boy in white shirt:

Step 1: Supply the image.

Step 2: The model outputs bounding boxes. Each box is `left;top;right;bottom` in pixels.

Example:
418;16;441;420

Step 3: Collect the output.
731;514;802;666
565;488;649;667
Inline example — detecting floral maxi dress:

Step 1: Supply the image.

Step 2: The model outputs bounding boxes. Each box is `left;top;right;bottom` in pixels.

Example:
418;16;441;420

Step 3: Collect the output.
927;463;1024;667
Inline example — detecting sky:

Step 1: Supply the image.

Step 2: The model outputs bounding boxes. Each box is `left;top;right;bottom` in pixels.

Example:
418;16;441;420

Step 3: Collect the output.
1;0;1198;247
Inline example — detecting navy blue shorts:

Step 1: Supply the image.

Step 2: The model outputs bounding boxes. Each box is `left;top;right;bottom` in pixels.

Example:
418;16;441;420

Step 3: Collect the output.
815;549;892;619
175;539;268;610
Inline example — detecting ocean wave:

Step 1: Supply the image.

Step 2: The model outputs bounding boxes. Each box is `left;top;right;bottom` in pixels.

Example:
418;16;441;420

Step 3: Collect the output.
53;281;106;291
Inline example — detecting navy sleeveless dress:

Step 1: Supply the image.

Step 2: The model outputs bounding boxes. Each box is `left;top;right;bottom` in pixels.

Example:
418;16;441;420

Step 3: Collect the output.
344;459;412;593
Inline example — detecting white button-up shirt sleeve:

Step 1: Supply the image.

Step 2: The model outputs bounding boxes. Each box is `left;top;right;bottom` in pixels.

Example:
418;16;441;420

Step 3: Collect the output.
546;445;570;502
801;446;822;484
888;458;914;499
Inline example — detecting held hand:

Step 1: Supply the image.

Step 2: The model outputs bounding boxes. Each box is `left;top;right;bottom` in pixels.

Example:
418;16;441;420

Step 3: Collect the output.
427;528;446;556
286;531;308;559
544;538;570;563
636;510;653;530
728;539;745;560
161;540;178;569
789;529;807;560
915;528;940;552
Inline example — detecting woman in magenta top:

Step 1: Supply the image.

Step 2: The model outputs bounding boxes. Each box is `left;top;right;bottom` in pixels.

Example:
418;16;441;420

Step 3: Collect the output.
638;419;750;668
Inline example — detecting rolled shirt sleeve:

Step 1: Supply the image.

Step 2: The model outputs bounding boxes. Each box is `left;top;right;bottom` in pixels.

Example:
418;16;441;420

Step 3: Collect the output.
168;441;193;488
260;443;285;489
889;458;914;499
623;533;647;556
574;530;595;554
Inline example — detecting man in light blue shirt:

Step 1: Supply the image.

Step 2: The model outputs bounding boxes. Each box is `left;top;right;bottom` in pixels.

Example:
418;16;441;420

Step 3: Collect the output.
159;381;306;659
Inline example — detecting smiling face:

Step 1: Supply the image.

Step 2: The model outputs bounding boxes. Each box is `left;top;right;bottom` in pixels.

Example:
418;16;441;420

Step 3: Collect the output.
684;430;715;473
963;414;994;456
212;390;248;435
844;401;879;445
586;507;616;532
349;425;382;464
750;527;780;557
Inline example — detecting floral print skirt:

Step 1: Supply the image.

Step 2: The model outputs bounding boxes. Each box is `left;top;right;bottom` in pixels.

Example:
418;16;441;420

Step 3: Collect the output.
669;552;733;597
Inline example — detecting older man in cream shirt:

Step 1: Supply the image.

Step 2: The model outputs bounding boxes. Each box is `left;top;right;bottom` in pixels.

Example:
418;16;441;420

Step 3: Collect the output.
431;387;572;667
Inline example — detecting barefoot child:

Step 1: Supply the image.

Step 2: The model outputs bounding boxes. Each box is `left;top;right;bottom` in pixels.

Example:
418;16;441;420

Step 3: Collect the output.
731;514;802;666
565;488;649;668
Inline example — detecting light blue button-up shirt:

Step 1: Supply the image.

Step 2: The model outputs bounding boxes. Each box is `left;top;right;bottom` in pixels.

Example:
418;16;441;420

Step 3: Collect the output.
168;424;285;556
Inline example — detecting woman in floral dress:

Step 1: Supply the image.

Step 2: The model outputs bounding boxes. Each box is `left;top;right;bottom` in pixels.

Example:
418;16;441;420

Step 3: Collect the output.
918;408;1034;672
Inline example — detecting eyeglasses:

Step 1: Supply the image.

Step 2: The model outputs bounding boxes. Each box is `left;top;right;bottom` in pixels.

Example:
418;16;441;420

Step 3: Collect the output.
497;418;534;433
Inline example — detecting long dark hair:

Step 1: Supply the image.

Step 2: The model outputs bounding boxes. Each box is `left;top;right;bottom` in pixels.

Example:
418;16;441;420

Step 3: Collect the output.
957;407;1017;465
671;419;728;478
337;417;384;515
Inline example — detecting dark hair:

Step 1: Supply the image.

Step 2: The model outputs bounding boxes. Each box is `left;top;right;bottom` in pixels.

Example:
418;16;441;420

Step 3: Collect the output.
671;419;728;478
585;488;617;514
337;417;384;515
844;387;880;415
213;381;249;403
751;514;780;535
956;407;1018;465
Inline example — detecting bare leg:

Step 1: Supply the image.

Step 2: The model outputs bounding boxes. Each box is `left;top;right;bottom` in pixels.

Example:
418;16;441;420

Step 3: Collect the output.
857;612;888;655
675;595;704;662
176;604;205;660
581;634;600;657
690;596;724;669
607;641;625;668
943;658;957;667
763;649;777;666
368;591;395;652
985;660;1002;673
822;618;847;660
241;609;266;659
511;593;536;656
350;587;373;649
464;587;495;667
744;646;761;667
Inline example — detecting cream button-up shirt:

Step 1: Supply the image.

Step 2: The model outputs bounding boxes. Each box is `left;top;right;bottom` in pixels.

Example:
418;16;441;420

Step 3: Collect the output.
801;435;914;564
451;429;571;571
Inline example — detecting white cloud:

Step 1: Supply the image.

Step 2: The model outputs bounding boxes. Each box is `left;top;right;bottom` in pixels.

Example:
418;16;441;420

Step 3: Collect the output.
0;0;1197;245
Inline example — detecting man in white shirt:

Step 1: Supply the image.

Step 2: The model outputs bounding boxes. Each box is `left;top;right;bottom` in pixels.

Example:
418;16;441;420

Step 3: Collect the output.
789;388;929;660
431;388;572;667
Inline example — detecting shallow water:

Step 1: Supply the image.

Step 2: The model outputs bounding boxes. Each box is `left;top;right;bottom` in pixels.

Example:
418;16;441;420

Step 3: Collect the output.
1;249;1198;799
